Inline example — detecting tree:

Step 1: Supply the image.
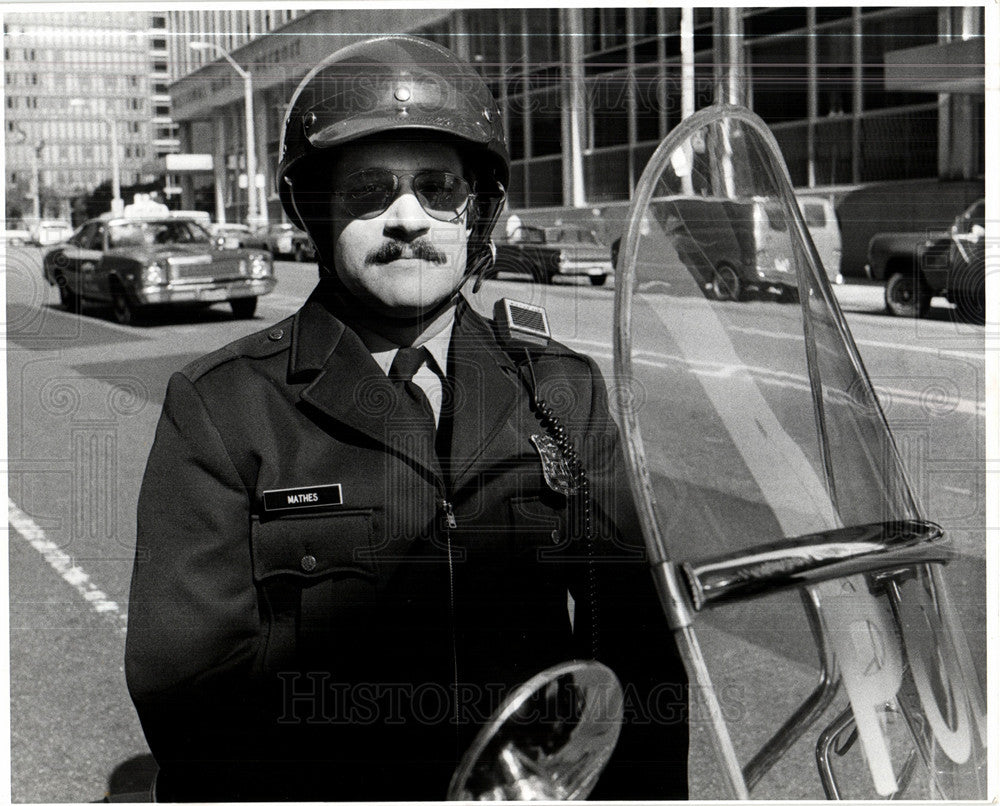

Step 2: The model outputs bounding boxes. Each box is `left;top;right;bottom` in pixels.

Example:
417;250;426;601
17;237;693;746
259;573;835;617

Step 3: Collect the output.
5;178;32;225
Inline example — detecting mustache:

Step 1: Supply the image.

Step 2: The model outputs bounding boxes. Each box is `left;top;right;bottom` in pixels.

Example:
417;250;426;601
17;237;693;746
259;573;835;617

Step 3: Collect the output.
366;239;448;266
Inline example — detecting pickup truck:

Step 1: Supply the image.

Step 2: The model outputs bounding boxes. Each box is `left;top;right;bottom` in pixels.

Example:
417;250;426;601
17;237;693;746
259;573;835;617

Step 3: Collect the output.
491;224;612;286
866;199;985;322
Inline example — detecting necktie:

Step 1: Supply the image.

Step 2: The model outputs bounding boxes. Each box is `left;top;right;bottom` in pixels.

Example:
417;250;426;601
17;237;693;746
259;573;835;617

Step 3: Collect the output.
389;346;436;433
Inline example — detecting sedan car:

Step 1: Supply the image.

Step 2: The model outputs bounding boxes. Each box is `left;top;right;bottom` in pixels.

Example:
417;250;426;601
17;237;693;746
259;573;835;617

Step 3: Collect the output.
261;222;317;262
211;222;269;250
2;227;32;246
42;215;276;325
492;224;612;286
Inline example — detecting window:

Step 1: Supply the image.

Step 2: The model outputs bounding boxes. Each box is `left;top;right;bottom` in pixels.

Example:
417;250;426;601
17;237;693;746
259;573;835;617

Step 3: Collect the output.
747;35;808;123
152;38;167;50
528;88;561;157
800;202;827;228
817;20;854;116
744;8;808;38
526;9;559;65
634;66;666;142
586;72;630;149
585;8;627;55
861;9;938;110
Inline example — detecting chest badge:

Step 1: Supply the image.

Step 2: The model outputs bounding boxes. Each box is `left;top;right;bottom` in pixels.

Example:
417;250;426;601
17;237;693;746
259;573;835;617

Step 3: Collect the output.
531;434;578;496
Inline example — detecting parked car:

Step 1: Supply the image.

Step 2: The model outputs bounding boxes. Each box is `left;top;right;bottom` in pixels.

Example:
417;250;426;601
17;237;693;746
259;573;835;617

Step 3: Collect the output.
492;224;612;286
261;222;317;262
42;214;276;325
795;193;843;285
169;209;213;227
866;198;985;321
211;222;269;250
31;218;74;246
2;227;32;246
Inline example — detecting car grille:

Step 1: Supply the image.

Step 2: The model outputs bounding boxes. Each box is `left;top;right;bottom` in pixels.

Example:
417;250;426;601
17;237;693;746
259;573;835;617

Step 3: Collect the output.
169;257;247;284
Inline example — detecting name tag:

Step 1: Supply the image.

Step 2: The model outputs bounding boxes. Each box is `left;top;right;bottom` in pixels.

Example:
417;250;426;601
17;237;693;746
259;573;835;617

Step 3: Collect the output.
263;483;343;513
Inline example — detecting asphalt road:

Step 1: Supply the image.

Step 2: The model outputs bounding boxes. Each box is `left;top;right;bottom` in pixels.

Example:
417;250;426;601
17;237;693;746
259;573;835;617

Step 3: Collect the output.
4;247;988;801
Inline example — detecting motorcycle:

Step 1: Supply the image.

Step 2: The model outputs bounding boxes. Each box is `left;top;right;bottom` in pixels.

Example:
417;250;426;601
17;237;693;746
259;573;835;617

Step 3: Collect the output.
453;105;986;800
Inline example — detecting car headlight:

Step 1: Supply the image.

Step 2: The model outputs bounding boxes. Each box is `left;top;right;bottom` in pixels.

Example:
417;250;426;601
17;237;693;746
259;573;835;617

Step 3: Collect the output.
141;261;168;285
249;253;272;278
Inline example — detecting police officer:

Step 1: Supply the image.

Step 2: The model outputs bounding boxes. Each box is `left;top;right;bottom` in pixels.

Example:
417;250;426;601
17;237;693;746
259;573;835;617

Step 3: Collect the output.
125;35;688;801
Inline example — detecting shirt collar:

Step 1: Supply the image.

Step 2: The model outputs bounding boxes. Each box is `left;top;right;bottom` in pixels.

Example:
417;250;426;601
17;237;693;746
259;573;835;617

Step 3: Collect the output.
357;317;454;378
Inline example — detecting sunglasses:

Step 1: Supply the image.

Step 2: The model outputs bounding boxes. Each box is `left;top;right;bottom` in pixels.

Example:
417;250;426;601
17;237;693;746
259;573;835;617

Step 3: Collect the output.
336;169;473;222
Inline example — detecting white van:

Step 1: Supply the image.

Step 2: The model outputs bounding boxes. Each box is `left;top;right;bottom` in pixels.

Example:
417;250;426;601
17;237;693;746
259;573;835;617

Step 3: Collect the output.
795;193;843;284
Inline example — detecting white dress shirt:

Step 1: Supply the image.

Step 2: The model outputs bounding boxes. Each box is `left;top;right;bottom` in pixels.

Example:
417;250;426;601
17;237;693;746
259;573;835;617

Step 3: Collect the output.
358;321;453;427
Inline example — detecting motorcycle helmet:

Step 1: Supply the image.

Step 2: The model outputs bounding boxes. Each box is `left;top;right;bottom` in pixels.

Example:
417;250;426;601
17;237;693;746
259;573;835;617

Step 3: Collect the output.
277;35;509;285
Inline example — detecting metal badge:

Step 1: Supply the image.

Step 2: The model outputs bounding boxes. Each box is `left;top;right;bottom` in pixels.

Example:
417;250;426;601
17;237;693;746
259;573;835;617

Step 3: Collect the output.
531;434;578;496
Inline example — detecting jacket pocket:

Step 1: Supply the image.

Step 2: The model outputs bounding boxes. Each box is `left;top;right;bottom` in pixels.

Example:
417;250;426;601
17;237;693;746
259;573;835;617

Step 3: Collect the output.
250;508;377;583
507;495;566;555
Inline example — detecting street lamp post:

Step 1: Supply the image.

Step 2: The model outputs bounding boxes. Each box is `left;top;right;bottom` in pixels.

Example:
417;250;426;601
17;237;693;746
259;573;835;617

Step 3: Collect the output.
70;98;123;215
190;41;265;226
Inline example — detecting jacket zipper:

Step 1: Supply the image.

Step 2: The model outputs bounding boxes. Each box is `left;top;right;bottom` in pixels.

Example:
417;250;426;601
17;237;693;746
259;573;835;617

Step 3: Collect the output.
439;497;460;747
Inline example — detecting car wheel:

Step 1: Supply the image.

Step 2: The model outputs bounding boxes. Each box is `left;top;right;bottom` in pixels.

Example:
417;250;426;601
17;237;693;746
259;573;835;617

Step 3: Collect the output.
55;274;80;312
589;274;608;287
230;297;258;319
712;262;742;301
885;271;931;318
111;288;140;326
293;243;308;262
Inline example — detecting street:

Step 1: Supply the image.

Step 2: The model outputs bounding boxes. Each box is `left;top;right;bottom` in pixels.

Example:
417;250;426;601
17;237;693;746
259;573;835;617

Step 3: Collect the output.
5;246;988;801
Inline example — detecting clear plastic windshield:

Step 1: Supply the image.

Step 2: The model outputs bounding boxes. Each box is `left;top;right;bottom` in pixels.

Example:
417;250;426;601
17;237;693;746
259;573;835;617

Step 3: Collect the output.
613;106;985;799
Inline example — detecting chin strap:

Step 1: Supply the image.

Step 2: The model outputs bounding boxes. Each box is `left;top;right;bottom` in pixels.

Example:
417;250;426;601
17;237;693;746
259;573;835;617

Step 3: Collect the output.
470;240;498;293
468;181;506;293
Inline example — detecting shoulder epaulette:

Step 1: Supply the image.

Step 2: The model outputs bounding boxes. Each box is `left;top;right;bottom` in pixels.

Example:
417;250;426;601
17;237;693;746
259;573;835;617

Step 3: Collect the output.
181;316;294;381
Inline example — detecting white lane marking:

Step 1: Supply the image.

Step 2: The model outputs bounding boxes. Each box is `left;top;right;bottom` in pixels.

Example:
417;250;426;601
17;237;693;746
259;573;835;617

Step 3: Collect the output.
7;499;128;633
563;339;986;419
729;324;985;363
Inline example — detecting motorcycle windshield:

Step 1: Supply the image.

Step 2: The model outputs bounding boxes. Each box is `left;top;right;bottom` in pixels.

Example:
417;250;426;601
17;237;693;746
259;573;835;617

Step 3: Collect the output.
613;106;985;799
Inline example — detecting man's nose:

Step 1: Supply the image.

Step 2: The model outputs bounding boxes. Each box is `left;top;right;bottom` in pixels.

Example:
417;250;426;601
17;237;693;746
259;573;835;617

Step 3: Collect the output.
382;187;432;241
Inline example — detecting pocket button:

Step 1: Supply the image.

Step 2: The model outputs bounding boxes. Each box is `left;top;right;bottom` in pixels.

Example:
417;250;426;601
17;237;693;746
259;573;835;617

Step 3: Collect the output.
300;554;318;572
550;529;561;544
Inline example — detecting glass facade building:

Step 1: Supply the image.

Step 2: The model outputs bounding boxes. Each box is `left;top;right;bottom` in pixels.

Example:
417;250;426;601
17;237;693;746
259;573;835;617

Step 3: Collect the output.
4;11;179;214
166;7;984;224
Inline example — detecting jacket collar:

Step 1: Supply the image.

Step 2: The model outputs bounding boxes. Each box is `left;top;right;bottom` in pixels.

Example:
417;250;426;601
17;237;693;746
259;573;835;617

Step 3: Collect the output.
293;286;441;477
443;300;526;489
288;284;348;380
288;285;530;491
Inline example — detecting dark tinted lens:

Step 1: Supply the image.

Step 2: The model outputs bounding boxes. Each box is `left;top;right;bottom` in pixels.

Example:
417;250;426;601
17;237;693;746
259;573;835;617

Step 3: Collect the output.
413;171;470;216
338;169;471;220
340;169;396;217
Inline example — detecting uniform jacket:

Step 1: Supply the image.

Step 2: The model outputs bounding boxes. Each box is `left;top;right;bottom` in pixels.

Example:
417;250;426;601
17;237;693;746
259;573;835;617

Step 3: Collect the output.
125;283;688;801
